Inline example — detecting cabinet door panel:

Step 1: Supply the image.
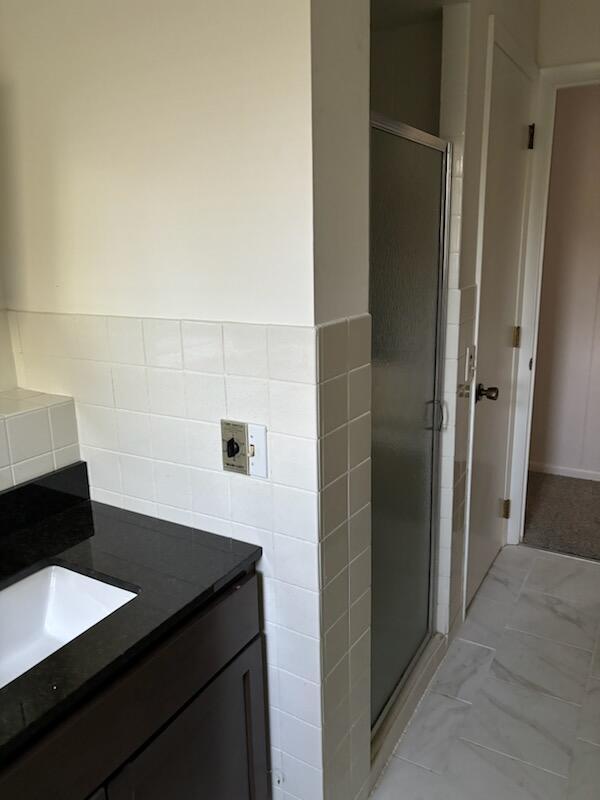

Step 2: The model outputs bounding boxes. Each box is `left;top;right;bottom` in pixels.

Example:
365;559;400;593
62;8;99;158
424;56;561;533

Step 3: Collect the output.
107;637;269;800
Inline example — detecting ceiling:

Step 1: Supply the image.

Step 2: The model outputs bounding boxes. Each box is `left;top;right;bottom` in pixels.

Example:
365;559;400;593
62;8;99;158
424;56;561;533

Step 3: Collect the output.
371;0;456;30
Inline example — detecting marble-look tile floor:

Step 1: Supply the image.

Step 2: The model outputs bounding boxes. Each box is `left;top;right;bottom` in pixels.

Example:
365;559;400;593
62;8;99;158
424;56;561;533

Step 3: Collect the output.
371;545;600;800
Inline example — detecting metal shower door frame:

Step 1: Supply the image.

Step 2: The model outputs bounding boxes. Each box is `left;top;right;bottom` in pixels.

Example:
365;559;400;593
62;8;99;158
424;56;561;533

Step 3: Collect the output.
370;113;452;736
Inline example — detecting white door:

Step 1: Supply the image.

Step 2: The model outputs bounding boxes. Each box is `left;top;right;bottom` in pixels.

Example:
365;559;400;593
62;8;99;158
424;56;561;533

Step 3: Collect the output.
467;39;533;603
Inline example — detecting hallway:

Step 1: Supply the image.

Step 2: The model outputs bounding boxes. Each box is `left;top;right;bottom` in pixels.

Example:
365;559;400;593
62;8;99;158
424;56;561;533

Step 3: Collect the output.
525;473;600;561
371;545;600;799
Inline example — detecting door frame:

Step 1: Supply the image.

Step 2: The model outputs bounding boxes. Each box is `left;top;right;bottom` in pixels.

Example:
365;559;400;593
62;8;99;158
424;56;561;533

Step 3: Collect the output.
507;61;600;545
369;113;452;735
463;14;537;604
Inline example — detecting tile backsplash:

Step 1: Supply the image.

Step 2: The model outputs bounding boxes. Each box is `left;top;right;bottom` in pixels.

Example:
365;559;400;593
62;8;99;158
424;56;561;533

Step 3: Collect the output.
10;310;325;798
0;388;79;490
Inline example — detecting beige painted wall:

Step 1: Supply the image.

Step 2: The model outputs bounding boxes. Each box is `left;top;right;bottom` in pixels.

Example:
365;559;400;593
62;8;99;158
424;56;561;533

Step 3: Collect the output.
0;0;315;325
538;0;600;67
371;16;442;136
530;84;600;479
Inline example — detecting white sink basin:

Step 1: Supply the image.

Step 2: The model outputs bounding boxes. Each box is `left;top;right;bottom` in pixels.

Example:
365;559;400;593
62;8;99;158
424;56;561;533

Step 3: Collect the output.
0;565;136;689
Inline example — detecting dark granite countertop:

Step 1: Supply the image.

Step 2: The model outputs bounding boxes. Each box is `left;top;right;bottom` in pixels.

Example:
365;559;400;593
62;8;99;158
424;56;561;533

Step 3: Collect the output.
0;463;261;767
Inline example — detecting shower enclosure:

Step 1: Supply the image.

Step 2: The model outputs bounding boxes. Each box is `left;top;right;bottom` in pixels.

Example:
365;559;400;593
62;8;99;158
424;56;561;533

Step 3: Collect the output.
370;115;450;730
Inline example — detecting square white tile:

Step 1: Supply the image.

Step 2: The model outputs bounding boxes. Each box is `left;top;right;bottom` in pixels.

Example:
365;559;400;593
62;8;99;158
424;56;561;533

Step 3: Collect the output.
6;409;52;462
108;317;145;365
154;461;191;509
116;410;152;457
49;402;78;449
186;420;221;470
0;420;10;467
347;315;371;371
268;326;316;384
184;372;226;422
182;321;224;373
151;415;189;464
191;467;230;519
272;485;319;542
112;365;149;412
147;368;185;417
76;404;118;450
269;433;318;491
143;319;182;368
270;381;317;438
223;324;268;377
273;534;319;591
319;321;348;381
225;376;269;426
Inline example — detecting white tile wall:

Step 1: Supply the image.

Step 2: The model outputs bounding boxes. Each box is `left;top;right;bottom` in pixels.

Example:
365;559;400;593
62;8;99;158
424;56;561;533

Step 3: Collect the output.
317;316;372;800
0;387;80;489
438;1;473;637
10;309;323;800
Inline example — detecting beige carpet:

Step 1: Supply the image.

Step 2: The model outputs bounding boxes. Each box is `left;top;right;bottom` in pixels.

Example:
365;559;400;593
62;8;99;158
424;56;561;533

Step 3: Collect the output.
524;471;600;561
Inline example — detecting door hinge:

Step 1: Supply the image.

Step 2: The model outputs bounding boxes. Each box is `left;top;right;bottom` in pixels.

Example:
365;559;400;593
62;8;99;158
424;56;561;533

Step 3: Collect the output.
512;325;522;348
502;498;511;519
528;123;536;149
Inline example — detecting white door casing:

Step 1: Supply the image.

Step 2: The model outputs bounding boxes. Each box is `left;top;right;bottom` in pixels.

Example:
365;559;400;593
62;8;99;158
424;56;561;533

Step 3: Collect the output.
466;18;537;603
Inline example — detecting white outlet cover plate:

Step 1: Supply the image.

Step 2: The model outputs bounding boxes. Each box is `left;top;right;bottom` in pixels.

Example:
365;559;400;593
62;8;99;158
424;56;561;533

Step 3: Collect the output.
248;424;268;478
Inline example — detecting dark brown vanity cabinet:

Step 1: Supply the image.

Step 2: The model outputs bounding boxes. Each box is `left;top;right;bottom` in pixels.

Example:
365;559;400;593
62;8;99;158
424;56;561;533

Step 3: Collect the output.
1;573;270;800
107;637;268;800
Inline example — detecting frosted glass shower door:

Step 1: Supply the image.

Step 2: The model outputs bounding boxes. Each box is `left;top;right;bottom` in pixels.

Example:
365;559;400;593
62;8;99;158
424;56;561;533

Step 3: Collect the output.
370;118;449;728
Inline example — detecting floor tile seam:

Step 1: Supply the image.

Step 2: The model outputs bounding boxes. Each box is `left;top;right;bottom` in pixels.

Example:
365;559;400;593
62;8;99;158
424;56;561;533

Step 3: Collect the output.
481;672;586;710
391;753;445;774
497;626;595;655
454;636;495;653
486;669;585;709
519;584;600;614
457;736;571;780
504;624;595;654
575;736;600;750
456;633;500;651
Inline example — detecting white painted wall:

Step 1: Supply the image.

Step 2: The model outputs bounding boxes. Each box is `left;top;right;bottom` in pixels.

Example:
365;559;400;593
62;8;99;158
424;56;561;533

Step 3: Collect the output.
530;84;600;480
538;0;600;67
371;17;442;136
311;0;370;325
0;0;314;325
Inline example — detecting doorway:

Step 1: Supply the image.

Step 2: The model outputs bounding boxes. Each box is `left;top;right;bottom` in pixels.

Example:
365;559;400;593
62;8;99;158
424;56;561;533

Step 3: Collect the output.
523;83;600;560
369;116;450;730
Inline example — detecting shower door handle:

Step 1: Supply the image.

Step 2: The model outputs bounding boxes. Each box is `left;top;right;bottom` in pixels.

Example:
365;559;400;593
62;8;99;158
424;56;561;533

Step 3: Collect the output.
424;400;445;431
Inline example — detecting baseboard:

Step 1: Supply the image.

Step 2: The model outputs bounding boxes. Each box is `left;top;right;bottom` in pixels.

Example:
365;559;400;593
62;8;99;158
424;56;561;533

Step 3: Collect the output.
529;462;600;482
369;633;447;794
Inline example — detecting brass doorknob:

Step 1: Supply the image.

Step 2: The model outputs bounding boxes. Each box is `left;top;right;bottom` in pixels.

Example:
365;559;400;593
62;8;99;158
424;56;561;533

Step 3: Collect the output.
476;383;499;402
